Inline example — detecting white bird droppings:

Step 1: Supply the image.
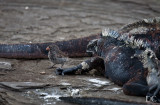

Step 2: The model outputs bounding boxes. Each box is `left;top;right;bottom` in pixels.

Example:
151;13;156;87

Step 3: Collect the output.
88;78;110;86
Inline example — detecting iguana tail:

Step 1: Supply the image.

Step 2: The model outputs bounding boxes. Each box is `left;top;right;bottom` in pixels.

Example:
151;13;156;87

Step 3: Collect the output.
0;34;100;59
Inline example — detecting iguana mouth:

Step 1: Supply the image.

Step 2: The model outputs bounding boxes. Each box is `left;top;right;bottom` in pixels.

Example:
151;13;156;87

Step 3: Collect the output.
86;50;94;56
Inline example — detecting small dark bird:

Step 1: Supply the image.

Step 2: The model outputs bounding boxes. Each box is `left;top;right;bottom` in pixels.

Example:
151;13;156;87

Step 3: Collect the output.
46;44;68;68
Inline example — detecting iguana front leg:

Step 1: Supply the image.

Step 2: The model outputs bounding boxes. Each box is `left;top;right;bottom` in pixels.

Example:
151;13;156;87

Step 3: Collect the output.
56;57;104;75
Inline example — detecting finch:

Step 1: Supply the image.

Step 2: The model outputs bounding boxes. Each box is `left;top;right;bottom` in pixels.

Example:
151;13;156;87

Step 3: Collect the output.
46;44;68;68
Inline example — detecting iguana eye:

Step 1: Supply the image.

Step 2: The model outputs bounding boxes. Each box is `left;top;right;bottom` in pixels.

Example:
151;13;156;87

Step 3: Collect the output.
147;52;151;57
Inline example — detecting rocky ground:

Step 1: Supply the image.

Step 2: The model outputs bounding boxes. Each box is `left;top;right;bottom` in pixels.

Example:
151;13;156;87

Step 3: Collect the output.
0;0;160;105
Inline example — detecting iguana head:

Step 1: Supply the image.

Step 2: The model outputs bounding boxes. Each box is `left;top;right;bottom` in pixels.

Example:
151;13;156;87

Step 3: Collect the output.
142;48;160;72
141;48;160;86
134;48;160;75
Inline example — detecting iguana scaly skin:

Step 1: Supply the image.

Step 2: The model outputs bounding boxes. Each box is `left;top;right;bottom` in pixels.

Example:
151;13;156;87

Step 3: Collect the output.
119;17;160;59
55;17;160;103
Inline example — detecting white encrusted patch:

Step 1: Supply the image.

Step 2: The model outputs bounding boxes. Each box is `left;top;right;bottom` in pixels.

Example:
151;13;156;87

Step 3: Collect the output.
106;87;122;92
88;78;110;85
143;19;151;23
118;33;151;49
143;17;160;24
102;28;151;50
95;46;98;52
43;93;61;101
102;28;119;38
60;82;71;86
69;89;80;96
81;62;89;70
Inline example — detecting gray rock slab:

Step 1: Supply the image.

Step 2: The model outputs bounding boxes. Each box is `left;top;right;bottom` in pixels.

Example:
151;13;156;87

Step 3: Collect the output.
0;82;50;91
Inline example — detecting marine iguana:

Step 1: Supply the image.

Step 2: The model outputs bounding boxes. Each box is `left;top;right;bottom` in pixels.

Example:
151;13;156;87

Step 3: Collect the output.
56;28;160;103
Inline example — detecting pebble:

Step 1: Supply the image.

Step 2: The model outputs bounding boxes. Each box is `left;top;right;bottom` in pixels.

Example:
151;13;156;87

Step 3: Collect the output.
0;62;13;70
40;71;46;75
